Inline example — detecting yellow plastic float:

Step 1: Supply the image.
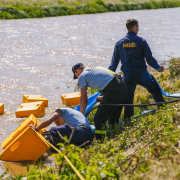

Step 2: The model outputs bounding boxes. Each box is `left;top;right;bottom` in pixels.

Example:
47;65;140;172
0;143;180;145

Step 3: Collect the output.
23;95;48;107
0;114;49;161
0;127;50;161
15;101;45;118
0;103;4;114
61;92;81;105
1;114;47;149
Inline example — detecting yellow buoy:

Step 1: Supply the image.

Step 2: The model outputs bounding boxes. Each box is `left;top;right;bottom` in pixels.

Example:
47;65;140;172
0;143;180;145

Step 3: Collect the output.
61;92;81;105
0;127;50;161
0;103;4;114
23;95;48;107
15;101;45;118
1;114;48;149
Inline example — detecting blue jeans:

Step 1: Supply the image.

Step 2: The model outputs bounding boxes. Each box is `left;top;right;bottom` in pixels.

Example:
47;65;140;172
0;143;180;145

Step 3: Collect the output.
50;124;94;146
123;68;164;119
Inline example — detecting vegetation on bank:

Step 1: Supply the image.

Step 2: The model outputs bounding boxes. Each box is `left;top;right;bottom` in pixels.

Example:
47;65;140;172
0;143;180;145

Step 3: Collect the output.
0;0;180;20
1;57;180;179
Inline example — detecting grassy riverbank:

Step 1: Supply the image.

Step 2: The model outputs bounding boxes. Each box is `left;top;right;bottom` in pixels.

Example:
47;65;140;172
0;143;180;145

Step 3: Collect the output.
0;0;180;19
1;57;180;179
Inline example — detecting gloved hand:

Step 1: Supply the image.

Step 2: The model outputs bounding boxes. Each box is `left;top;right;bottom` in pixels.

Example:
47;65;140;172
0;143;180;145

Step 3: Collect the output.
157;66;165;72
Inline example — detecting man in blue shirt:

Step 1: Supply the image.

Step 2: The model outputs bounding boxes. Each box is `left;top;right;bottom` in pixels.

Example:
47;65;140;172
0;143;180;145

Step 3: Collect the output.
72;63;128;141
109;19;165;119
29;108;94;147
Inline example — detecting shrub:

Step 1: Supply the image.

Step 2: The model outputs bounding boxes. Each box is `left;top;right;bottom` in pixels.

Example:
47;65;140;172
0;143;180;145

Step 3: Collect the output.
116;4;125;11
144;2;153;9
105;3;116;11
0;10;14;19
0;6;27;19
169;58;180;78
1;0;180;19
96;0;105;6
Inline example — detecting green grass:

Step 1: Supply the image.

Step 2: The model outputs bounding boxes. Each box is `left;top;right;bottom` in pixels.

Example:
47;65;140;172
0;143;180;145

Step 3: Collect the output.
1;58;180;179
0;0;180;19
1;0;180;6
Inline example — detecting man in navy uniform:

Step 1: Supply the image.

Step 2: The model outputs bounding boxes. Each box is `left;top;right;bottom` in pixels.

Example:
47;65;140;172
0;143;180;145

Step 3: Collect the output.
109;19;165;119
72;63;128;141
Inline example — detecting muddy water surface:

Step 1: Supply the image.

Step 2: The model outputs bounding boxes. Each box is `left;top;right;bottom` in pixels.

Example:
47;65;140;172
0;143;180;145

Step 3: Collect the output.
0;7;180;176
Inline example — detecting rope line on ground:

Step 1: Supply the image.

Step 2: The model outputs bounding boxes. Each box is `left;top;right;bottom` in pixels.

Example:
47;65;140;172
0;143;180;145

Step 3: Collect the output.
85;98;180;116
34;130;85;180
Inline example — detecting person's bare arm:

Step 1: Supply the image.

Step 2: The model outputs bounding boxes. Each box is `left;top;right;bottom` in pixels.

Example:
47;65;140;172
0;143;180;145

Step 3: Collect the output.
29;109;62;131
80;86;88;114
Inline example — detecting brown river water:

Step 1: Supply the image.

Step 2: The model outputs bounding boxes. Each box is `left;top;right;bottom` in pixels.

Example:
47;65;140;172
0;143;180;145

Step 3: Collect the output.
0;7;180;176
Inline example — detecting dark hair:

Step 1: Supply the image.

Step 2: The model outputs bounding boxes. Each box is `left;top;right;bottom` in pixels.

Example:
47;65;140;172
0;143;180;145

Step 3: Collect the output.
126;19;138;31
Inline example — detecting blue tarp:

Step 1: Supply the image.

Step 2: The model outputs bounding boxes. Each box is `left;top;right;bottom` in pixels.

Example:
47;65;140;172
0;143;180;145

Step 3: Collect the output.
74;92;100;133
151;75;180;98
134;75;180;119
74;92;101;115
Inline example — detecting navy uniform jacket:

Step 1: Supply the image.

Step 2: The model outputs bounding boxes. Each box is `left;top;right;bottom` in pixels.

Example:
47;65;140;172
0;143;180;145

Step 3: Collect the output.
109;31;160;73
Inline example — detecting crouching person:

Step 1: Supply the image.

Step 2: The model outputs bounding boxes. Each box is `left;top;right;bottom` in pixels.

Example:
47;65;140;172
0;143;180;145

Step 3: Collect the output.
29;108;94;147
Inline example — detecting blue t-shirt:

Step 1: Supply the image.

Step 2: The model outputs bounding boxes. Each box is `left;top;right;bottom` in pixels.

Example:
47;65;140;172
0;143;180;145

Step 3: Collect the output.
78;67;115;91
56;108;91;128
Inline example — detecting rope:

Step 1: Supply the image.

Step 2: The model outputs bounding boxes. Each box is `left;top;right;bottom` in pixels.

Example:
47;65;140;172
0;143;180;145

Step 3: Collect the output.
85;98;180;116
34;130;85;180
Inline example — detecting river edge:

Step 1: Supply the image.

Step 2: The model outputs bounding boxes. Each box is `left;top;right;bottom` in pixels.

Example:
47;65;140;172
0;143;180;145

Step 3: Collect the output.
1;58;180;179
0;0;180;20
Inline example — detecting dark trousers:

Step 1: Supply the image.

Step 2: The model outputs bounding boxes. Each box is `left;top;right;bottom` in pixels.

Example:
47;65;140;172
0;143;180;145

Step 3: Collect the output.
50;124;94;146
123;68;165;119
94;75;128;139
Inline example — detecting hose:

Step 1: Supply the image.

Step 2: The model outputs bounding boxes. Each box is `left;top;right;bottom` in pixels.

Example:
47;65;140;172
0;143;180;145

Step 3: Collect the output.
85;98;180;116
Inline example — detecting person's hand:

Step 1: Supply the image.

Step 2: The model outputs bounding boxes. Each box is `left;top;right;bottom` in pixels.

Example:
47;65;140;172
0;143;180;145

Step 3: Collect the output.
157;66;164;72
29;125;35;129
28;125;38;131
96;96;103;102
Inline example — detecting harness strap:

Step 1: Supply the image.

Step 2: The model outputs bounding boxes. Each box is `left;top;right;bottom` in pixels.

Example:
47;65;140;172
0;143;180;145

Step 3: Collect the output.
95;130;106;135
97;67;116;75
79;125;92;132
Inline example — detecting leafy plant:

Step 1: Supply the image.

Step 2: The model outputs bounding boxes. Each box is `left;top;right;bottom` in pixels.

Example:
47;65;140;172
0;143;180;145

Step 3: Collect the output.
1;0;180;19
169;58;180;78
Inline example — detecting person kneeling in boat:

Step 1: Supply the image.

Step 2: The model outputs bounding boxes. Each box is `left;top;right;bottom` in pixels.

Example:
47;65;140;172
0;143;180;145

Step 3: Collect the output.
29;108;94;147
